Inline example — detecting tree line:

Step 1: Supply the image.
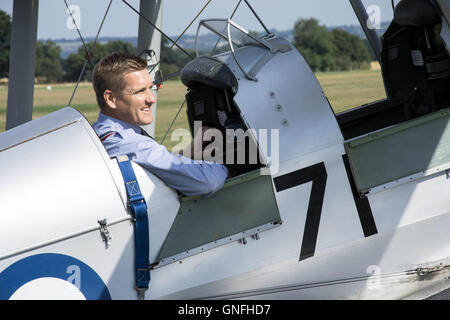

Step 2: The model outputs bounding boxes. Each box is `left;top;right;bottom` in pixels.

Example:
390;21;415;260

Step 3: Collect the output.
293;18;371;72
0;10;192;83
0;9;372;83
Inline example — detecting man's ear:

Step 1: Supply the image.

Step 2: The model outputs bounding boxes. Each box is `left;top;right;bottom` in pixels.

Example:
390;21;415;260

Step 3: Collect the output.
103;90;117;110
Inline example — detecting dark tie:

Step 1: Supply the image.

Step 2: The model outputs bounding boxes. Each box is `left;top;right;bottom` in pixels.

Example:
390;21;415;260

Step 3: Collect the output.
140;128;155;141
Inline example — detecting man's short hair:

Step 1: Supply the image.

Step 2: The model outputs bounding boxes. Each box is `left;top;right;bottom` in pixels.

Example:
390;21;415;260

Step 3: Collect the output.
92;52;148;110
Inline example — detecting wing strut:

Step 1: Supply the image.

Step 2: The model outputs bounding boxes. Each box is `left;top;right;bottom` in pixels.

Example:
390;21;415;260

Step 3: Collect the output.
348;0;382;64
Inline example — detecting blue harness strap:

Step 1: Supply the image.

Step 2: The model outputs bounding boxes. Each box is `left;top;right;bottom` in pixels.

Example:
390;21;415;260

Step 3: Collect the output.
116;155;150;299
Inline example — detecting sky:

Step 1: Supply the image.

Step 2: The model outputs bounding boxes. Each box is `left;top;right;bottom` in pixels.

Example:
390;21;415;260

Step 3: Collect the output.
0;0;394;40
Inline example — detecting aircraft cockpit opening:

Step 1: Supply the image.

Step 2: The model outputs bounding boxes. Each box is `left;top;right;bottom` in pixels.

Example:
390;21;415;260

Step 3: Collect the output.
181;55;264;177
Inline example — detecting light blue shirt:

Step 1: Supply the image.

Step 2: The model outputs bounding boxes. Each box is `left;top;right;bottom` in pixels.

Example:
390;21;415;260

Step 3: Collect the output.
93;112;228;196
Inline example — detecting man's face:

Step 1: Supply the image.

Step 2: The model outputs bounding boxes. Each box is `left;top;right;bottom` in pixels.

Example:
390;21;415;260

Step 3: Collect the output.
109;69;156;126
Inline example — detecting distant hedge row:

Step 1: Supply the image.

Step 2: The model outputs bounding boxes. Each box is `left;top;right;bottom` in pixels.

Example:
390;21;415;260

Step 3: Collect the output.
293;18;371;72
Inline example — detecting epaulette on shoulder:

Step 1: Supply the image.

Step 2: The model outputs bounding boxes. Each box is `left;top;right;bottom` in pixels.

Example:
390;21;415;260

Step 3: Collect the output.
99;131;116;142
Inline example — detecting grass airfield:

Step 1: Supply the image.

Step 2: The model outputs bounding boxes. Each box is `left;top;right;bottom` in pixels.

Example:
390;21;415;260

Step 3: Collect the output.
0;69;386;149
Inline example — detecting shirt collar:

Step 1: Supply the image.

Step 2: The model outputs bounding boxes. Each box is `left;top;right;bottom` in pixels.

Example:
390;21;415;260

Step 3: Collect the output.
97;112;142;134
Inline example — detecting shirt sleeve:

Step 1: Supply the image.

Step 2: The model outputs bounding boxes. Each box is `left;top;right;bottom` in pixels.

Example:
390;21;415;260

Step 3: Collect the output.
103;130;228;197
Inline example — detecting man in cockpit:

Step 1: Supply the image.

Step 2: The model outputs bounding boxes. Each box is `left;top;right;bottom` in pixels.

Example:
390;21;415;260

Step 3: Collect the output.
92;52;228;196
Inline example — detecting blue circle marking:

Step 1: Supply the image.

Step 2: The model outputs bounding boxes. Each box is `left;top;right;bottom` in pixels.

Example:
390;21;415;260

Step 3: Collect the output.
0;253;111;300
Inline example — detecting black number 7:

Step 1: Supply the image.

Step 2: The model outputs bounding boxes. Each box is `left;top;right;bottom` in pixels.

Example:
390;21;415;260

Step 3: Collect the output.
273;159;377;262
274;162;327;261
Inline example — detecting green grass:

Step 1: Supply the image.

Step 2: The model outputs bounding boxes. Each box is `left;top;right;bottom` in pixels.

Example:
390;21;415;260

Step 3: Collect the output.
317;69;386;113
0;69;387;149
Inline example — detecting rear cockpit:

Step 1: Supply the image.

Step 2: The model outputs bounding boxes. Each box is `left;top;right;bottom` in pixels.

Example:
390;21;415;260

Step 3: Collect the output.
338;0;450;140
339;0;450;197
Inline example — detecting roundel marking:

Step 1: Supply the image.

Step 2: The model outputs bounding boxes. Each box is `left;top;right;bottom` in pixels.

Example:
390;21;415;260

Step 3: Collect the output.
0;253;111;300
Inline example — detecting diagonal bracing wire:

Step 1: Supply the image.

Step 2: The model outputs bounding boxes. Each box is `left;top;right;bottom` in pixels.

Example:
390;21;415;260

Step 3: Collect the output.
160;100;186;145
121;0;194;60
116;0;214;144
243;0;270;35
209;0;242;56
63;0;95;69
65;0;113;107
159;0;232;145
148;0;213;77
161;0;244;145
